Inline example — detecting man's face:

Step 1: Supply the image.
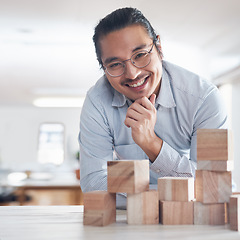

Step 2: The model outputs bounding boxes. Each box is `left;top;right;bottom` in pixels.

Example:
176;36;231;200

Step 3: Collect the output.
99;25;163;101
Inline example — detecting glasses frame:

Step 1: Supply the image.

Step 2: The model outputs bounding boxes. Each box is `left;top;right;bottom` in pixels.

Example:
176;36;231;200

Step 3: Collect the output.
103;41;155;77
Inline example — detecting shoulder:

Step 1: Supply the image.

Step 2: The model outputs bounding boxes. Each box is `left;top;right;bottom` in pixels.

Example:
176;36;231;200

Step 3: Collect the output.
80;75;115;127
85;75;114;107
163;61;217;100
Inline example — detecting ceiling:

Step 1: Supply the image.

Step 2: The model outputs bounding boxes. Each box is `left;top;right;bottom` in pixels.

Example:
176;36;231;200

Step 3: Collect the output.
1;0;240;107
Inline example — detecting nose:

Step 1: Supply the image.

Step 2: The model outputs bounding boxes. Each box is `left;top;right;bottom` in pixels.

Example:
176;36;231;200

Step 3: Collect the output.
124;60;141;79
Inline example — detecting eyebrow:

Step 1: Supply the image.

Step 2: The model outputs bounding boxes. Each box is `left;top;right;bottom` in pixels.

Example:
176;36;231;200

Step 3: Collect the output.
103;43;149;65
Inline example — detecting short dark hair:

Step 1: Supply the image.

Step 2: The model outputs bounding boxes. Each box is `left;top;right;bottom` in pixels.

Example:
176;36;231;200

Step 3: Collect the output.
93;7;160;68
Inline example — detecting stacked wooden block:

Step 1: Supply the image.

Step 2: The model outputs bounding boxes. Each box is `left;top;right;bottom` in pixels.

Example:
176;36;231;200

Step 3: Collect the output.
195;129;233;225
83;128;239;230
108;160;158;225
83;160;159;226
158;177;195;224
229;194;240;231
83;191;116;226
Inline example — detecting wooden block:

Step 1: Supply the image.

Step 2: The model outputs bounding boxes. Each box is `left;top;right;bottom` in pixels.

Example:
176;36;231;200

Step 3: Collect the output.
197;129;233;161
83;191;116;226
229;195;240;231
197;160;234;172
84;209;116;227
195;170;232;203
226;202;230;224
158;177;194;202
127;190;159;225
107;160;149;193
159;201;194;225
194;202;226;225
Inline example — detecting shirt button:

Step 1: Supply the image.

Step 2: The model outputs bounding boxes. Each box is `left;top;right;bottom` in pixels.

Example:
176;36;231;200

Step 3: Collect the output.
156;169;160;173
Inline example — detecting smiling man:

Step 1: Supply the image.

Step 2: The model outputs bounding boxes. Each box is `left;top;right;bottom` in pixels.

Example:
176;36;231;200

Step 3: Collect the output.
79;7;227;208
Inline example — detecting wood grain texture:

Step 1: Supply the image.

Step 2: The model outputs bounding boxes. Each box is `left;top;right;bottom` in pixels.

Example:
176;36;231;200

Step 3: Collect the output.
84;208;116;226
229;195;240;231
127;190;159;225
83;191;116;210
83;191;116;226
107;160;149;193
159;201;194;225
194;202;226;225
197;160;234;172
158;177;194;202
195;170;232;203
197;129;233;161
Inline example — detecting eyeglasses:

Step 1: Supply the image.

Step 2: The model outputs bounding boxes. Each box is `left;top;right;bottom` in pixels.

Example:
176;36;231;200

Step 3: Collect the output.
103;42;154;77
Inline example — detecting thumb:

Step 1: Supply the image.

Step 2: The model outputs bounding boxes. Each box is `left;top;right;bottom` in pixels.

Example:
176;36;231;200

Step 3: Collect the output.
149;94;156;105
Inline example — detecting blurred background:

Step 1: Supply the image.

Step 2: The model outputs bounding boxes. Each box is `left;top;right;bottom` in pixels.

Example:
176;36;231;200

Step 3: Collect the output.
0;0;240;205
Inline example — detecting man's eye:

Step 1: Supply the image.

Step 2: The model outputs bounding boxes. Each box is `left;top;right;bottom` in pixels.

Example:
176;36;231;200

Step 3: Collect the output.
108;62;122;69
134;52;147;60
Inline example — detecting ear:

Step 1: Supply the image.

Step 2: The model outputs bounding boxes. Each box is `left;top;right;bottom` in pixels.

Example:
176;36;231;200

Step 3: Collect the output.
156;35;161;48
156;35;163;59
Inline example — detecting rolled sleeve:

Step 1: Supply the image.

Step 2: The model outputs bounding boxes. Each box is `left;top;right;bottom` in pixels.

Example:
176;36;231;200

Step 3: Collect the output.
150;141;196;177
150;84;227;178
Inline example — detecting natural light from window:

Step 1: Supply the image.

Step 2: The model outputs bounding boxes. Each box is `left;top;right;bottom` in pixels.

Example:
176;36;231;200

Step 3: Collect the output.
37;123;65;165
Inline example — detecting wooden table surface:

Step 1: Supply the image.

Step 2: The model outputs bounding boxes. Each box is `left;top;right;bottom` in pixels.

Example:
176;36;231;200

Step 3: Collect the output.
0;205;240;240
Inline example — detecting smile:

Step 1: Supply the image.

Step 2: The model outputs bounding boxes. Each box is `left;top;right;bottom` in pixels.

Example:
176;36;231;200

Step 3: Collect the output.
128;78;147;88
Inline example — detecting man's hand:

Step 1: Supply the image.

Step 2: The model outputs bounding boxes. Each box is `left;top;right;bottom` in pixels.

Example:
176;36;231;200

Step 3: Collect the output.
124;94;163;162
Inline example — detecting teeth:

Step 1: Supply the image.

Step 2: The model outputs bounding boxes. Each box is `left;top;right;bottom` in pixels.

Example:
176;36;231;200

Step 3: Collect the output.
128;79;145;88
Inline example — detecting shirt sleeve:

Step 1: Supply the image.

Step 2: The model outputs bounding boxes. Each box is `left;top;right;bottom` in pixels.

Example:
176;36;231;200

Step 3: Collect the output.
79;94;113;192
150;87;228;177
79;96;128;209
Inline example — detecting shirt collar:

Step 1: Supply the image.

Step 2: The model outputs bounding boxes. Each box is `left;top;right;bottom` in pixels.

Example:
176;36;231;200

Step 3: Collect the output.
155;63;176;108
111;62;176;108
112;89;129;107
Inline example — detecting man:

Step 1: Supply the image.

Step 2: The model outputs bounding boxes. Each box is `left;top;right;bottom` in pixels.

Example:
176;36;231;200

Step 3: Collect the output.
79;7;227;207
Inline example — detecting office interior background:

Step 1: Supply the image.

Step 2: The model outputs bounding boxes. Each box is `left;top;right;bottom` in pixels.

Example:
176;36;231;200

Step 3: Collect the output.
0;0;240;198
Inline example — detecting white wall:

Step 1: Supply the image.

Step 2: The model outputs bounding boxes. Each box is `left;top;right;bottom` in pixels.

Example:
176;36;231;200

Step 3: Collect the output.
231;81;240;191
219;81;240;192
0;107;81;171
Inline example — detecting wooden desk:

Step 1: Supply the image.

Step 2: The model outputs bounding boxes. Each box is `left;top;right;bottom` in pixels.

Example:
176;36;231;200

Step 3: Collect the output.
1;172;83;205
0;206;240;240
16;184;83;205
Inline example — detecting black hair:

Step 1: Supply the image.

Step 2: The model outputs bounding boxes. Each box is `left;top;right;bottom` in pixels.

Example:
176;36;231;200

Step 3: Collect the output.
93;7;161;68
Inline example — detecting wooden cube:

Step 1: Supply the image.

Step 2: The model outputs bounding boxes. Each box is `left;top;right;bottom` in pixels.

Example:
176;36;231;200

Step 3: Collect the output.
197;129;233;161
195;170;232;203
83;191;116;226
159;201;194;225
194;201;226;225
197;160;234;172
127;190;159;225
158;177;194;202
107;160;149;193
229;195;240;231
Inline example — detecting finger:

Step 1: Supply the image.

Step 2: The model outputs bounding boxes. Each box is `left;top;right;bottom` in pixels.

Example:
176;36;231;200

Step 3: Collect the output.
135;96;155;110
128;101;147;115
149;94;156;105
126;108;142;121
124;117;137;128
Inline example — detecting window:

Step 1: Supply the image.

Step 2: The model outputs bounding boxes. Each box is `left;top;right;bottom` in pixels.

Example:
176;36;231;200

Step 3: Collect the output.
37;123;65;165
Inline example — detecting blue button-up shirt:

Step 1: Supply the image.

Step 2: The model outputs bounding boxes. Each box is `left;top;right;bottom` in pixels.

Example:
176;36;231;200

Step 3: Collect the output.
79;61;227;194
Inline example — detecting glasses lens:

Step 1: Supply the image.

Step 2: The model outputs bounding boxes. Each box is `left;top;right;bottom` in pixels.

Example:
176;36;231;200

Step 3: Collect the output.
131;50;150;68
106;61;125;77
